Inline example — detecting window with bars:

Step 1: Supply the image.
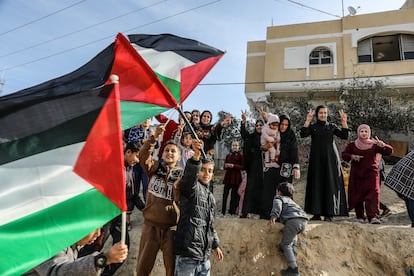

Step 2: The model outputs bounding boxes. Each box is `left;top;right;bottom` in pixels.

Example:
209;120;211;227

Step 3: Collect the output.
357;34;414;63
309;47;333;65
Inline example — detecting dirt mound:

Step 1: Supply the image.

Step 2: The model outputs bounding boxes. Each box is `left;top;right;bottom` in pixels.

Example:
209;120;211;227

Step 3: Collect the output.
116;166;414;275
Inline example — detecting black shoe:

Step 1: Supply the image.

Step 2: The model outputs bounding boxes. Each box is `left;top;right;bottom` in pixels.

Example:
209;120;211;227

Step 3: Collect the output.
281;266;299;276
310;215;321;221
324;216;333;222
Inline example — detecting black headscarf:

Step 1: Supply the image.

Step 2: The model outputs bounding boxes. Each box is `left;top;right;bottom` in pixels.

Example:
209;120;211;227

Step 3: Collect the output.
279;114;296;143
315;104;328;125
255;119;264;133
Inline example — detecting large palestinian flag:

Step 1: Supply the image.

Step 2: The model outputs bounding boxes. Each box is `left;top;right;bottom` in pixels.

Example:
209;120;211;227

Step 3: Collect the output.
0;83;125;276
111;33;225;128
4;33;225;130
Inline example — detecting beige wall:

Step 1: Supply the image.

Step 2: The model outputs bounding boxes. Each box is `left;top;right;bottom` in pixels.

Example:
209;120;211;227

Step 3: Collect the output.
245;8;414;99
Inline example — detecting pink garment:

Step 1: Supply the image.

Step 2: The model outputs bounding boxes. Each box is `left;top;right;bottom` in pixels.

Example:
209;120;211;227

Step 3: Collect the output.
354;124;375;150
238;171;247;216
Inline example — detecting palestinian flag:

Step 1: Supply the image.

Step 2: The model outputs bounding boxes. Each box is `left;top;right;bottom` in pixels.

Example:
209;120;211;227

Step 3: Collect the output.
5;33;224;130
110;33;225;128
0;83;125;276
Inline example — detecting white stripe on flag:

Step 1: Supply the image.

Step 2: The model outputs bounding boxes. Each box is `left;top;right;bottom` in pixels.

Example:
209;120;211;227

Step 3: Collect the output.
131;44;194;82
0;143;92;226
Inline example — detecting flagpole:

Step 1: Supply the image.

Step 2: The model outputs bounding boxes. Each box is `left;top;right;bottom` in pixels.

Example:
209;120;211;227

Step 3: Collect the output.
176;106;207;159
110;74;127;245
121;212;126;244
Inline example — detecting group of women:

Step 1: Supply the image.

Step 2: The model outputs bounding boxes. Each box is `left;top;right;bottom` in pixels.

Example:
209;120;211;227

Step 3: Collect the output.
241;105;393;223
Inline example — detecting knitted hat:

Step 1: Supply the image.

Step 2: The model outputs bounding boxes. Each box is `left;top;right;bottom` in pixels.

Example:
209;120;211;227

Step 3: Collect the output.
267;113;280;124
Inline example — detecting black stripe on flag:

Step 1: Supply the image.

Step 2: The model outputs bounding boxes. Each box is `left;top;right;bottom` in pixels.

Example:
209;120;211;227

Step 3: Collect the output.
0;85;114;165
128;34;224;64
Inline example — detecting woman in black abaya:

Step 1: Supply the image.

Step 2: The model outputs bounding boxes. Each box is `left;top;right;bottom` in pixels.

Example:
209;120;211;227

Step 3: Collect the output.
300;105;349;221
260;114;301;219
240;111;264;217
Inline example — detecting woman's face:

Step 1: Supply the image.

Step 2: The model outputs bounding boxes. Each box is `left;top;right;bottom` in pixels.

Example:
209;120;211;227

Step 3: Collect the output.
201;112;212;125
255;122;263;133
317;108;328;122
359;128;370;139
279;119;289;133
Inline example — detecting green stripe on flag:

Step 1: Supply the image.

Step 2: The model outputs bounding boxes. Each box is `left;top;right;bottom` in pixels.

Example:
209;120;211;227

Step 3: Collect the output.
0;188;120;276
120;101;170;130
155;72;180;103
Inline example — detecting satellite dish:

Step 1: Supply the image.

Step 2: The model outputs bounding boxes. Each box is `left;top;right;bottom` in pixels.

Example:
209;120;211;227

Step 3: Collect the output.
347;6;357;16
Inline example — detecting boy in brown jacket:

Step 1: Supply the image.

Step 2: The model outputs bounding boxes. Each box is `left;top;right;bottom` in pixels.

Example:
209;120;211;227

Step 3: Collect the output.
136;124;183;276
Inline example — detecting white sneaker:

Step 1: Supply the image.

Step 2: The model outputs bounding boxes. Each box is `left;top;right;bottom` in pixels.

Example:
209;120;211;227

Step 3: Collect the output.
371;217;381;224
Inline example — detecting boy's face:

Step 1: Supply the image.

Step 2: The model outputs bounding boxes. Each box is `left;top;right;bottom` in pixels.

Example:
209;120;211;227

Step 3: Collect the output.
192;112;200;123
125;150;139;166
182;134;193;147
162;144;181;166
199;162;214;185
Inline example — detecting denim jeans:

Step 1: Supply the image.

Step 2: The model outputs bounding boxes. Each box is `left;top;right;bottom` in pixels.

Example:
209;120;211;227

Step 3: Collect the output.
174;256;211;276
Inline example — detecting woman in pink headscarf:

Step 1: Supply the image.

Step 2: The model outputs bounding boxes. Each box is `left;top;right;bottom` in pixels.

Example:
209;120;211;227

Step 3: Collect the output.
342;124;393;224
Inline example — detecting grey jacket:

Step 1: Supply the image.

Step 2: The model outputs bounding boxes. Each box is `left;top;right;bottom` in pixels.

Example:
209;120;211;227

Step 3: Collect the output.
22;245;100;276
270;195;308;224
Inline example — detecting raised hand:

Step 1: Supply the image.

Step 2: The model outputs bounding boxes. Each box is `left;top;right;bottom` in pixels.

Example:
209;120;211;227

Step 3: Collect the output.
338;109;347;123
258;106;268;122
192;139;204;160
375;136;385;147
241;110;247;124
154;124;165;140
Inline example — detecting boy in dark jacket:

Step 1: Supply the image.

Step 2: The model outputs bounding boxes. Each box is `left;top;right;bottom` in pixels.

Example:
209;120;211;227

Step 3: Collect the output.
268;182;308;276
174;139;224;276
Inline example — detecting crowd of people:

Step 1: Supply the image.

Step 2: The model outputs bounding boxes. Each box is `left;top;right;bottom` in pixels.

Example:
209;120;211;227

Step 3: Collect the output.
25;105;414;276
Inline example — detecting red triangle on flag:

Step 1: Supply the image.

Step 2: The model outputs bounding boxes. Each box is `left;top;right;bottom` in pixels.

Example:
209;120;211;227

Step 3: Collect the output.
180;54;224;104
108;33;178;108
73;83;126;211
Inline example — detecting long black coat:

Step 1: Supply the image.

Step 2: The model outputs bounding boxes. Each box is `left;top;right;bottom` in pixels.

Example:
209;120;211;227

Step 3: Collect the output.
241;123;263;215
261;117;300;220
300;121;349;216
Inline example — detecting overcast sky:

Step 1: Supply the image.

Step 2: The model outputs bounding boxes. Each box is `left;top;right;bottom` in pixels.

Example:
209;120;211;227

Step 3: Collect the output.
0;0;406;121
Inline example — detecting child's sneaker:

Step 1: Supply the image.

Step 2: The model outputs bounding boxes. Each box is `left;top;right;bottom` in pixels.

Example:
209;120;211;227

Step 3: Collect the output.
281;266;299;276
380;208;391;217
371;217;381;224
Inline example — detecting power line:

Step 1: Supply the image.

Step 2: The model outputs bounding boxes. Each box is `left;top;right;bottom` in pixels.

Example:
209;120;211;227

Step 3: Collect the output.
279;0;341;18
0;0;87;37
0;0;168;58
2;0;222;72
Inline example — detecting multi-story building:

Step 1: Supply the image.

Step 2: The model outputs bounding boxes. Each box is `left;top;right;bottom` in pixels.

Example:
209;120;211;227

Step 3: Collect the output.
245;3;414;104
245;2;414;156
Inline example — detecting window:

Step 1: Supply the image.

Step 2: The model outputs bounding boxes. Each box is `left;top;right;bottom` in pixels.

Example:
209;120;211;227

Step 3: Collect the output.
357;34;414;63
309;47;332;65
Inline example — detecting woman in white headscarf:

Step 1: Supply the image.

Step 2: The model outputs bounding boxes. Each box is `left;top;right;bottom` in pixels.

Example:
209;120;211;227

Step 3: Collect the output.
342;124;393;224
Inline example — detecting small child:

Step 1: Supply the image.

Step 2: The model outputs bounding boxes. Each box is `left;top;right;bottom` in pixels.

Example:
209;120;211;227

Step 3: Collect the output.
174;127;194;170
222;140;244;216
268;182;308;276
261;113;281;168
